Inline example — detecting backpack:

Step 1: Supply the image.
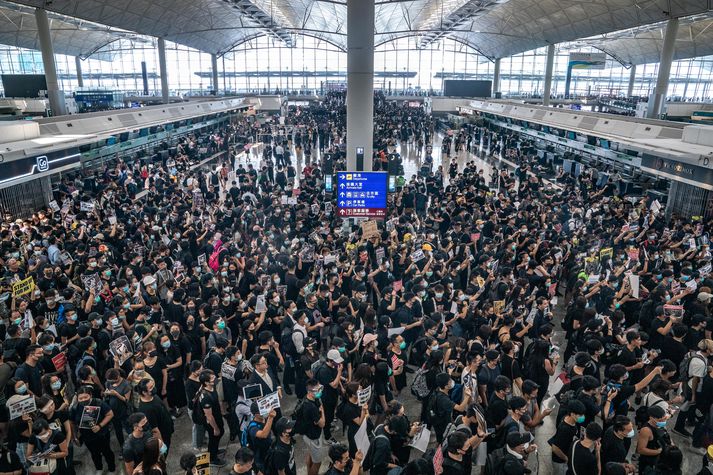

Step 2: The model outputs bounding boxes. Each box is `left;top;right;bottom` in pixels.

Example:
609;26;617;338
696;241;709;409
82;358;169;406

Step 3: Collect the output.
191;390;207;426
310;358;327;377
679;352;705;384
361;432;390;471
241;420;261;449
411;367;430;400
208;246;225;272
74;353;96;380
483;447;507;475
636;397;665;429
292;399;309;435
280;324;297;356
235;400;252;434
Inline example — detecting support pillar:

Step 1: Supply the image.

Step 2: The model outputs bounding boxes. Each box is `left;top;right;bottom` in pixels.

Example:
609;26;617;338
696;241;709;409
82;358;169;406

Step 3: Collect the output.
211;53;219;95
346;0;374;172
492;58;501;98
542;44;555;106
627;64;637;98
35;8;66;115
157;38;169;104
75;56;84;88
647;18;678;119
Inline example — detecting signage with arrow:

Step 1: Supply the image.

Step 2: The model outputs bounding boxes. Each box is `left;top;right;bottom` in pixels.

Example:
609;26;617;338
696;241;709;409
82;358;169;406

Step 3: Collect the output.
336;172;388;218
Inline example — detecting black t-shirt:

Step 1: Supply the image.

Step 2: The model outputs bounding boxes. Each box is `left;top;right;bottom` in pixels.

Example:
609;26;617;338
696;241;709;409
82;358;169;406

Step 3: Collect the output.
122;431;152;464
609;383;636;417
485;395;508;428
550;420;578;464
0;449;22;472
315;365;339;404
198;389;223;428
567;441;597;475
137;397;174;439
432;392;455;434
601;426;631;466
302;398;322;440
271;439;296;475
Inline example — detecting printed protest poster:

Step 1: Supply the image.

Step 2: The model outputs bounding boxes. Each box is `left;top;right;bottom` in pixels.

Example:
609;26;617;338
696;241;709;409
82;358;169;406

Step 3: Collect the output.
361;220;379;240
79;405;101;429
276;285;287;297
686;279;698;292
197;254;207;267
80;201;95;212
324;202;333;215
81;273;103;294
311;203;320;215
255;295;267;313
470;233;481;243
387;327;405;337
493;300;505;314
28;444;57;464
650;200;662;214
287;197;297;206
375;247;385;263
663;305;684;319
548;282;557;297
357;386;372;406
51;352;67;372
221;362;238;381
256;391;280;416
196;453;211;475
324;254;337;265
109;336;134;366
260;275;271;289
8;395;36;420
386;218;398;232
12;277;34;297
281;195;288;205
599;248;613;261
450;301;459;315
408;425;431;452
411;249;425;263
300;244;315;262
627;248;640;262
48;200;60;213
701;263;712;277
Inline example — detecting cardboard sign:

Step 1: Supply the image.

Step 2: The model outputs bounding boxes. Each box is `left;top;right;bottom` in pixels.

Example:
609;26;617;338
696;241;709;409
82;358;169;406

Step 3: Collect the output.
493;300;505;314
599;248;613;261
221;362;238;381
8;395;36;420
12;276;34;297
48;200;60;213
109;336;134;366
196;453;211;475
79;405;101;429
357;386;372;406
256;391;280;416
51;352;67;372
361;221;379;240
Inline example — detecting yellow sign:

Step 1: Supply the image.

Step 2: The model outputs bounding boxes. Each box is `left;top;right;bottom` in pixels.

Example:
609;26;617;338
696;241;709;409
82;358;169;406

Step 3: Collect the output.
12;277;34;297
493;300;505;314
599;248;613;260
196;452;210;475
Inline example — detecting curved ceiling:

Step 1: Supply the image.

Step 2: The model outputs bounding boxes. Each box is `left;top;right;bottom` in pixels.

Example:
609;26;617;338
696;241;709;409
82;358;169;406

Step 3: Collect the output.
0;0;711;63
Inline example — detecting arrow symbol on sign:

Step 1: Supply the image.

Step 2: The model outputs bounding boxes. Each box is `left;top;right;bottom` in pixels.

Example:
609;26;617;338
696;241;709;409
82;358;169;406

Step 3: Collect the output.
339;201;345;206
339;183;345;188
339;193;345;197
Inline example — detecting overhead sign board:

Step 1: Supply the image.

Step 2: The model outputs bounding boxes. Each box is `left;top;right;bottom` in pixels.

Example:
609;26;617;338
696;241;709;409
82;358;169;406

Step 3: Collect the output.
336;171;388;218
568;52;606;70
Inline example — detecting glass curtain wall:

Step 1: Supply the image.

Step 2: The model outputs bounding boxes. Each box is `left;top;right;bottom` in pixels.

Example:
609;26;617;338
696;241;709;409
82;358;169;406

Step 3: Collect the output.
0;35;712;100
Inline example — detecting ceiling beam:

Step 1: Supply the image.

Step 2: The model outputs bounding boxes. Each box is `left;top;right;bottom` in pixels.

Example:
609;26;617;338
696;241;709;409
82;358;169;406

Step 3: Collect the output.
223;0;294;48
417;0;505;51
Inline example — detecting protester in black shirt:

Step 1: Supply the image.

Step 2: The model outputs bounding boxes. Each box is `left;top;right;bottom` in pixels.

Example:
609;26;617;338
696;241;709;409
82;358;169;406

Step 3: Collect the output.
600;415;635;472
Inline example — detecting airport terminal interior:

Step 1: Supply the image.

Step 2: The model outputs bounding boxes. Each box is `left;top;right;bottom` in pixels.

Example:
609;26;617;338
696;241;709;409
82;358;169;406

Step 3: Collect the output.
1;1;713;475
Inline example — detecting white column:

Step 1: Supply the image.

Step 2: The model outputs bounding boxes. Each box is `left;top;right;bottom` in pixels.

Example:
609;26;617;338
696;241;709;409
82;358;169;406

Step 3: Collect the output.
492;58;501;98
211;53;219;95
346;0;374;171
647;18;679;119
157;38;169;104
543;44;555;106
35;8;67;116
75;56;84;89
627;64;636;97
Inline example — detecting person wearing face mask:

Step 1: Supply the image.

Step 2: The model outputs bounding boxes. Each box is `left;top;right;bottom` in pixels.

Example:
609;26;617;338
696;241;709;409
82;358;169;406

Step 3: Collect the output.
600;415;636;473
136;379;174;454
131;437;168;475
207;313;232;350
14;344;43;396
221;347;244;442
103;368;131;447
158;334;186;418
230;447;257;475
194;370;226;467
429;372;473;444
57;303;80;348
26;418;69;474
387;334;408;393
549;399;587;475
122;413;160;475
636;405;672;473
69;385;116;473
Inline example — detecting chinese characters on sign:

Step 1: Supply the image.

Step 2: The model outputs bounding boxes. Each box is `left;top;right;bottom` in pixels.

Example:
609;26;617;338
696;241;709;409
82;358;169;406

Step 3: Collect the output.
336;172;388;218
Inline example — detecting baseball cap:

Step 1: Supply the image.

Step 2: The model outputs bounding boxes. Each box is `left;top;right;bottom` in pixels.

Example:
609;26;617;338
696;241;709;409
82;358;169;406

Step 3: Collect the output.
327;349;344;364
698;292;713;303
275;417;296;434
142;275;156;286
362;333;378;347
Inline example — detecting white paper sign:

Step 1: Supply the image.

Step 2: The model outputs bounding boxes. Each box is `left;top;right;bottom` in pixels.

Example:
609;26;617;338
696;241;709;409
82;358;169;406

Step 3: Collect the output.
629;274;640;299
221;362;238;381
8;395;36;420
257;391;280;416
281;195;288;205
48;200;60;213
650;200;662;214
108;215;117;225
355;418;370;456
408;426;431;452
357;386;372;406
387;327;406;337
287;197;297;206
80;201;94;212
686;279;698;292
255;295;267;313
411;250;425;262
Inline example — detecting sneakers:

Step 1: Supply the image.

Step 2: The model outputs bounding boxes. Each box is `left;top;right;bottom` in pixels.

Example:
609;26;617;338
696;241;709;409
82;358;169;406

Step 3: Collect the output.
211;458;227;467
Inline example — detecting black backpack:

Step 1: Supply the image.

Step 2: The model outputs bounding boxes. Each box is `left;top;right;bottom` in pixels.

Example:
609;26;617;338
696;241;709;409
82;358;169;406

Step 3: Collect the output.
483;447;507;475
361;431;389;471
191;390;207;426
292;399;310;435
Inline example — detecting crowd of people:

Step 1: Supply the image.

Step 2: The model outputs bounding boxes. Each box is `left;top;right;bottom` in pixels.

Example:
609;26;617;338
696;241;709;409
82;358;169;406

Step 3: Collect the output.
0;91;711;475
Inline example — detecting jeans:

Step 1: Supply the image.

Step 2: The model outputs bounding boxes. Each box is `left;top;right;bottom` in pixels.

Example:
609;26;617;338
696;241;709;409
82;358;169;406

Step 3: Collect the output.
189;410;206;448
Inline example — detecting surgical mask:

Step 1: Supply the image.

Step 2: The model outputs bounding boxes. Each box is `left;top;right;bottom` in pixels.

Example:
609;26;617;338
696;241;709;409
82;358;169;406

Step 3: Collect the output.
217;321;226;330
576;415;585;424
104;270;112;278
161;341;171;349
435;292;443;299
626;429;635;438
388;368;393;376
43;344;55;352
221;271;228;277
426;271;433;277
51;381;62;391
399;342;406;350
431;344;439;351
314;390;323;399
94;318;103;326
17;385;27;395
13;317;22;325
274;277;281;285
94;296;101;304
655;421;666;428
160;443;168;456
339;346;346;353
69;314;77;322
122;286;130;293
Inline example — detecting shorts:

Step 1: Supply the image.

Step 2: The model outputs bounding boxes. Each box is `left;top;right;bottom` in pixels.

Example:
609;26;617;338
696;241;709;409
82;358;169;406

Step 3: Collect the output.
303;435;326;462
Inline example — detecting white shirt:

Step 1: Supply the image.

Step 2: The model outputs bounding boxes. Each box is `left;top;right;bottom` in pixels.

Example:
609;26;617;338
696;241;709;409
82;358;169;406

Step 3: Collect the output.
688;351;708;390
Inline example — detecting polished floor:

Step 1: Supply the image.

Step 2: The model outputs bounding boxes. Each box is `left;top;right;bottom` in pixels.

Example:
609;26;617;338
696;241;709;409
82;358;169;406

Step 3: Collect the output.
68;132;704;474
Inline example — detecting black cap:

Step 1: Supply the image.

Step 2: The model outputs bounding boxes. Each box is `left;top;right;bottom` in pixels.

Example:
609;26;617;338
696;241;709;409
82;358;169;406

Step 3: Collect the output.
275;417;295;435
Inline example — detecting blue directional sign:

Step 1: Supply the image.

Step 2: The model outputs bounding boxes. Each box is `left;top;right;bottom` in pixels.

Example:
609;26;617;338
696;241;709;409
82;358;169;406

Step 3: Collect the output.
336;171;388;218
